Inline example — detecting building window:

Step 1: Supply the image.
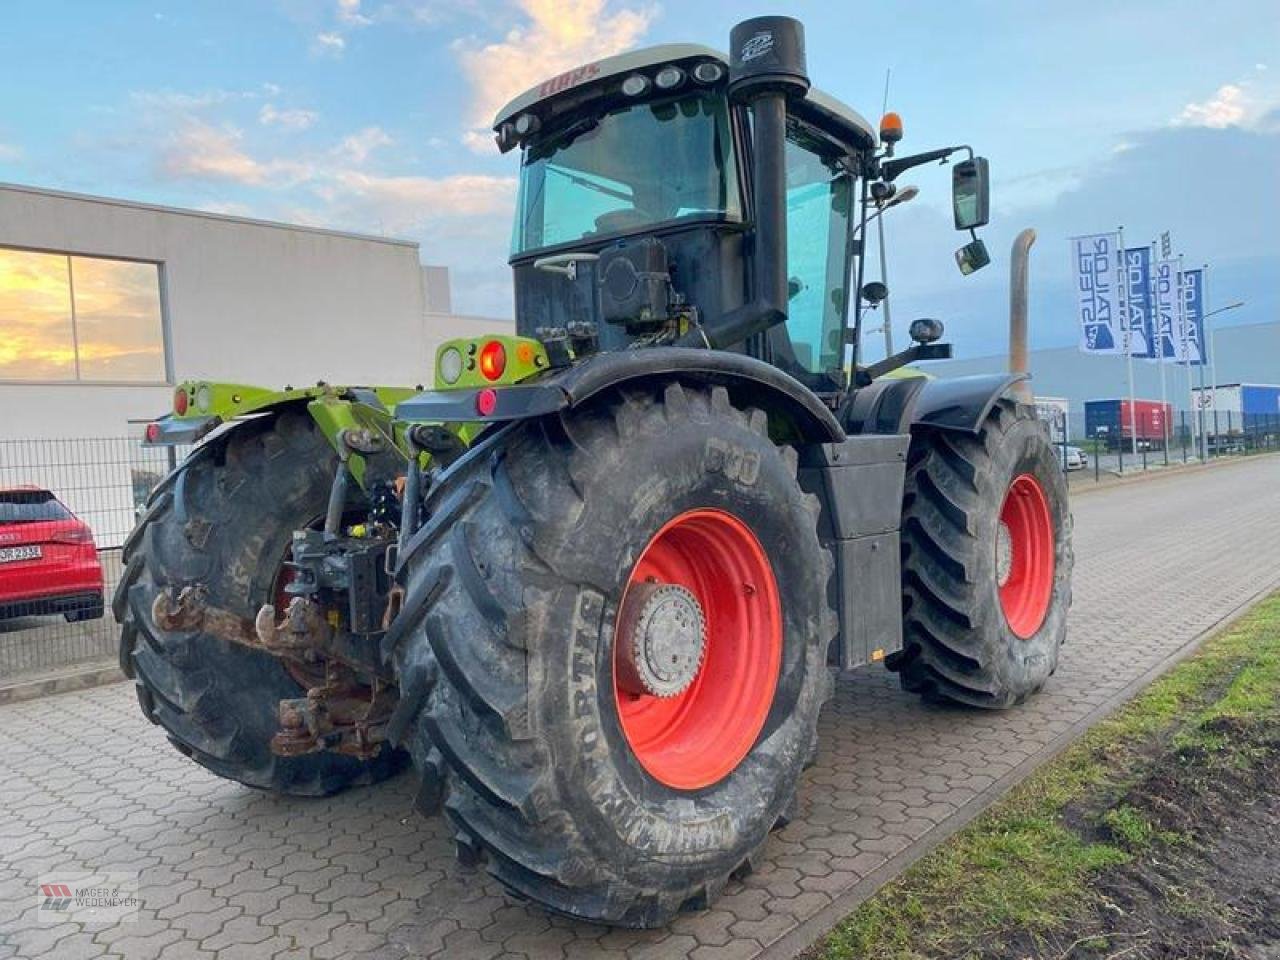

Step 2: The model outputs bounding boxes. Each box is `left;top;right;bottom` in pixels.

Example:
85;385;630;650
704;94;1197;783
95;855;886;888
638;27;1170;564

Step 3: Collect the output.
0;246;167;383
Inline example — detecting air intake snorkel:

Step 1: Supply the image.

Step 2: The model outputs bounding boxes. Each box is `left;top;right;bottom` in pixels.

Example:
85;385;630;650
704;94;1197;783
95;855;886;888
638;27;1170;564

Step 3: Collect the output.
677;16;810;349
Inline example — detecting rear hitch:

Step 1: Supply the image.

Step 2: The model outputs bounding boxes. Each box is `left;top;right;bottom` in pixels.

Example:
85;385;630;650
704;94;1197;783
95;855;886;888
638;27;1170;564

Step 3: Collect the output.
152;585;397;760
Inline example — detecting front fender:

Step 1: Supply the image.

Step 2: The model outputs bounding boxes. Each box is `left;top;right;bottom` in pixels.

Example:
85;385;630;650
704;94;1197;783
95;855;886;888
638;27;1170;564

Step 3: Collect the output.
844;373;1025;436
394;347;845;445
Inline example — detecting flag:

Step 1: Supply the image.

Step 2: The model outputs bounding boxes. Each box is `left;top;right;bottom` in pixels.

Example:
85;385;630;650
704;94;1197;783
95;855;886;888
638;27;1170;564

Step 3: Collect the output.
1153;259;1180;362
1123;247;1154;359
1071;233;1123;355
1181;268;1206;366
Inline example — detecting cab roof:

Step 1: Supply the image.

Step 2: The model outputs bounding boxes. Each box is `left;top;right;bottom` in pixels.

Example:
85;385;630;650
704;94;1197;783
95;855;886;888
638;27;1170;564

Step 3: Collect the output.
494;43;877;152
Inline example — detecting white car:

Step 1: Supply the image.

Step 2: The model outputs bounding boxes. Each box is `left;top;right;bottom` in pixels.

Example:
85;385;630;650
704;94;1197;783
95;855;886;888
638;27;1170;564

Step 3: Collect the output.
1063;446;1089;471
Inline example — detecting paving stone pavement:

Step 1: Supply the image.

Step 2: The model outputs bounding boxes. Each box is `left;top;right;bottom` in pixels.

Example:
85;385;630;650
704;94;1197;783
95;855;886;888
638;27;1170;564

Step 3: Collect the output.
2;455;1278;960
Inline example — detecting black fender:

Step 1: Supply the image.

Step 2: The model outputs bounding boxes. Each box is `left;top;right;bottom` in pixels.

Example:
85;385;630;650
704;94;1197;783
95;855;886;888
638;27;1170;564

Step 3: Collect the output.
395;347;845;445
842;373;1026;436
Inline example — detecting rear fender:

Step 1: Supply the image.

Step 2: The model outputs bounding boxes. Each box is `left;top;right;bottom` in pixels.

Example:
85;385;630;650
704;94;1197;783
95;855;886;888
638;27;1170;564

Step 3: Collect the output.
396;347;846;446
143;381;455;492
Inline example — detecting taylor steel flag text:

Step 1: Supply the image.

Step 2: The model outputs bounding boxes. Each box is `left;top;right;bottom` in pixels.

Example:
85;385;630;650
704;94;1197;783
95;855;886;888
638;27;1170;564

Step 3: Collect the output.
1123;247;1154;359
1180;268;1206;366
1153;259;1180;362
1071;233;1123;354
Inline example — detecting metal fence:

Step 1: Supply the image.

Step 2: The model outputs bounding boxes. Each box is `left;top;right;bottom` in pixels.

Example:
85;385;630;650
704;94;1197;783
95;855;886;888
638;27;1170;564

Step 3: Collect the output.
0;437;186;682
2;417;1276;684
1053;409;1280;486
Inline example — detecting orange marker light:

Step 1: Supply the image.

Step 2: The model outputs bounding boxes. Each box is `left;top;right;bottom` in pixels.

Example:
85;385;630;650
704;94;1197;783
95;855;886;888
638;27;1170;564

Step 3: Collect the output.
516;342;535;365
879;111;903;144
478;340;507;381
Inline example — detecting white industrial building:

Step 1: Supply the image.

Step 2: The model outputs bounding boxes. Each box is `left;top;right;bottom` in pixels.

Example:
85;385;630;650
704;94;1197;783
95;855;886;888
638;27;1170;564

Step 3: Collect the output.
0;182;508;544
0;182;508;440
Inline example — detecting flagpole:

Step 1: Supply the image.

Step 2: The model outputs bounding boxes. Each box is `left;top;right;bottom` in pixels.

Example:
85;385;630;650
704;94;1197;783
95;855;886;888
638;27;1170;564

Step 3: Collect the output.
1119;226;1138;456
1153;239;1169;457
1199;263;1210;459
1178;253;1194;458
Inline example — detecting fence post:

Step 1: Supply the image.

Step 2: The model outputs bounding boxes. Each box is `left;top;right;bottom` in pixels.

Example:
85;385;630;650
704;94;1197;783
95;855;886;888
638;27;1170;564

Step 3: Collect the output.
1181;410;1189;462
1095;442;1100;483
1118;429;1124;475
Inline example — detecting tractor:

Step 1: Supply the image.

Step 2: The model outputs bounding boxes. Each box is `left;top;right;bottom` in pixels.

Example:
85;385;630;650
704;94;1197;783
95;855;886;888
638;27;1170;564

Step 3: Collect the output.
117;16;1071;928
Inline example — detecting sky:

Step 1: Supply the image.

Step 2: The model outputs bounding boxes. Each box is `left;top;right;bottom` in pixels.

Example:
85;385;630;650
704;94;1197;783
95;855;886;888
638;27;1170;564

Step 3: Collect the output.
1;0;1278;359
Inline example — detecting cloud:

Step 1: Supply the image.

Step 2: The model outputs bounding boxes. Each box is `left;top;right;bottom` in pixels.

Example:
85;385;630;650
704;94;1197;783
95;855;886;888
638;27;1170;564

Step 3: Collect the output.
159;123;312;186
332;126;392;164
337;0;372;26
314;32;346;56
1177;84;1248;128
259;103;319;131
455;0;655;149
1175;68;1280;130
153;117;515;240
324;171;517;232
0;142;21;162
130;88;258;111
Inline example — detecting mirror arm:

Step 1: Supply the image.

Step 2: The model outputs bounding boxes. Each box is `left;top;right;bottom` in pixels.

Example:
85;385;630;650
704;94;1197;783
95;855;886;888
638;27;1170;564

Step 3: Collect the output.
859;342;954;382
880;144;972;182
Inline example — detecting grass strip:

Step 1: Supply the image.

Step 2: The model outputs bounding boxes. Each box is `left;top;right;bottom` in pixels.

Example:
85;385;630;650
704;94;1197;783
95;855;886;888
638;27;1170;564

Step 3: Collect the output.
812;592;1280;960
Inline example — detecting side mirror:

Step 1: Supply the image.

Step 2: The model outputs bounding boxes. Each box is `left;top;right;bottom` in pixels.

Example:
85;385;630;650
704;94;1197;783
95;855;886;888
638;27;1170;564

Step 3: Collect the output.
955;238;990;275
952;157;990;231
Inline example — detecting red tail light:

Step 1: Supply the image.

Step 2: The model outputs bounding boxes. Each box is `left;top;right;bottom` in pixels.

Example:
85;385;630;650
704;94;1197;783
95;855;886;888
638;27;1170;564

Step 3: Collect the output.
478;341;506;381
145;422;161;443
476;388;498;416
52;524;94;545
174;389;189;415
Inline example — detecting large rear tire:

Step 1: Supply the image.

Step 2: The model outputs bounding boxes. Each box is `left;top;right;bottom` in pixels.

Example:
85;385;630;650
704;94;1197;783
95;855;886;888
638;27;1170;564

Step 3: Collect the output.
889;399;1072;707
114;411;406;795
388;384;836;926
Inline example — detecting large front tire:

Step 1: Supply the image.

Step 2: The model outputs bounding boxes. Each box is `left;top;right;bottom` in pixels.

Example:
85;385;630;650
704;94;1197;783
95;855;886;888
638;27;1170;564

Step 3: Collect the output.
389;384;836;926
890;399;1072;707
115;412;406;794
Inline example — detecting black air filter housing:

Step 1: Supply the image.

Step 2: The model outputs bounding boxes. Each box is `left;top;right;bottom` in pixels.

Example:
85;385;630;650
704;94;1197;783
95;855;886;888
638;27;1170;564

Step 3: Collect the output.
728;16;810;100
599;238;671;333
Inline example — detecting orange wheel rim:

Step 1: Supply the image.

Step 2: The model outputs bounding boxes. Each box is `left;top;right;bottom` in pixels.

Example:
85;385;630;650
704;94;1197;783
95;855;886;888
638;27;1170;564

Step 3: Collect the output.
996;474;1055;639
613;509;781;790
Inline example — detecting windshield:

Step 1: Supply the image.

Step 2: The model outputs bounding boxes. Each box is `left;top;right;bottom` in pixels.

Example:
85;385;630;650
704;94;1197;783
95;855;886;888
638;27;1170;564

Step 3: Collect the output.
512;92;742;256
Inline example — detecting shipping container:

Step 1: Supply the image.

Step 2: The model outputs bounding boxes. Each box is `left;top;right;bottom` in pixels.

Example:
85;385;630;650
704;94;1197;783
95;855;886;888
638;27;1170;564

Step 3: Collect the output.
1191;383;1280;439
1084;398;1173;448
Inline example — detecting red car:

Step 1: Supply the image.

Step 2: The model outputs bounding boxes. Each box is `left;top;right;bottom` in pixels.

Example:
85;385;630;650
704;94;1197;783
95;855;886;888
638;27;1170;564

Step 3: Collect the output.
0;486;104;622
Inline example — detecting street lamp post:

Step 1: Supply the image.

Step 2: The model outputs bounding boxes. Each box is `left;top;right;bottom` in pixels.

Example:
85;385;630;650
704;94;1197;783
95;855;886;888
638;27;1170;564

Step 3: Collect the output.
1200;298;1245;456
869;185;918;357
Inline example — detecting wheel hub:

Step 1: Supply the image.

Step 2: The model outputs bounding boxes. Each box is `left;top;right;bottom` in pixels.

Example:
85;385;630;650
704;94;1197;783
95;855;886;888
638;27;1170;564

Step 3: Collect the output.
615;582;706;698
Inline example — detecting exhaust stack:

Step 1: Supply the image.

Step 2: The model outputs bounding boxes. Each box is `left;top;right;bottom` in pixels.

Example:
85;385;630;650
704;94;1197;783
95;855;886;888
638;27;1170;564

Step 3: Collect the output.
678;16;810;349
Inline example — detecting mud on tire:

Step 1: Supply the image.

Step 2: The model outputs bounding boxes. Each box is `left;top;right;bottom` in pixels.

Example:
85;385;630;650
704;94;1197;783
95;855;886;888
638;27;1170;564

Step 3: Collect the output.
890;399;1073;708
114;411;406;795
387;384;837;927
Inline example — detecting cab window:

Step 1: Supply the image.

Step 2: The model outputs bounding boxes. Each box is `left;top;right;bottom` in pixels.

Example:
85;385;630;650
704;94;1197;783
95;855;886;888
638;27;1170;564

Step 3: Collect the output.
783;128;853;377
